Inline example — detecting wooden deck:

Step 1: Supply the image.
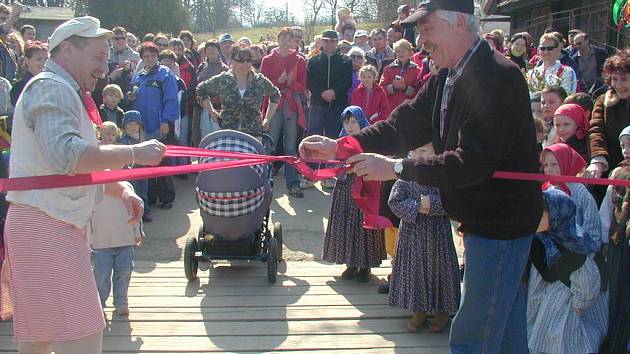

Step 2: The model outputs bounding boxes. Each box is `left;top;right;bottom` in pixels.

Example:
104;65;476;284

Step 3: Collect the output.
0;260;450;353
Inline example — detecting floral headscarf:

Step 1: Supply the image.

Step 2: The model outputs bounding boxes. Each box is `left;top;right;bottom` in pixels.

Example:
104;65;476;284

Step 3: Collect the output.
339;105;370;137
537;188;598;266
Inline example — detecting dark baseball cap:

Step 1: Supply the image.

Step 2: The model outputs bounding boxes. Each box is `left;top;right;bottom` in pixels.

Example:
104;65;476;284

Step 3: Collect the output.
401;0;475;24
321;30;338;40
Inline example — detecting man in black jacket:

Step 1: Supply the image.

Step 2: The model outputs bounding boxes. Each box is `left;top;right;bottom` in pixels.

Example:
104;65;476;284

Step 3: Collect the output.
306;30;352;139
299;1;542;353
571;32;608;94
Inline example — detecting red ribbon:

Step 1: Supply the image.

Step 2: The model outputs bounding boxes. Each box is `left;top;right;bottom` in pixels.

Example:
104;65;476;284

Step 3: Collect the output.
0;146;347;192
2;146;630;193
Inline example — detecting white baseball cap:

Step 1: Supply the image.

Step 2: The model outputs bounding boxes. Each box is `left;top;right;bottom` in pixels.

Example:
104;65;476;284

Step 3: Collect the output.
48;16;113;51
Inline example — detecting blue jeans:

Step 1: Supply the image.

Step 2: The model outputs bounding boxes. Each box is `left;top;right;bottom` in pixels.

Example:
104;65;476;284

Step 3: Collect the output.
92;245;135;307
131;179;149;215
307;104;343;139
200;110;221;142
269;109;300;189
449;234;533;354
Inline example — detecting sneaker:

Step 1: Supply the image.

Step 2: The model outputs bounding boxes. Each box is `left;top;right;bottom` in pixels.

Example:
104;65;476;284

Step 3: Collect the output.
377;282;390;294
340;266;357;280
115;305;130;316
288;186;304;198
142;213;153;223
300;178;315;189
356;268;371;282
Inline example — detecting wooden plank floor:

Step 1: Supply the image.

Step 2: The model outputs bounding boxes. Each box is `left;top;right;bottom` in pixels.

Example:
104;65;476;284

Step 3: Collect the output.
0;260;450;353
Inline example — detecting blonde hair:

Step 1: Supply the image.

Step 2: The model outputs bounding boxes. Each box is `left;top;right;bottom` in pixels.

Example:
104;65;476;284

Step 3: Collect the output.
359;65;377;78
99;121;120;137
392;38;413;53
7;32;24;57
102;84;124;99
539;33;560;48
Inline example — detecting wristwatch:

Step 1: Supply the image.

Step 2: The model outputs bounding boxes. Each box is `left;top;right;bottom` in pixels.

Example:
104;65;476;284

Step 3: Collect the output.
393;159;404;178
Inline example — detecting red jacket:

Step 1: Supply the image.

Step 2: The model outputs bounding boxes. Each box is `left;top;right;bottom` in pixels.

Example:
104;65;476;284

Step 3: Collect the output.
350;84;390;123
260;48;307;126
379;60;422;111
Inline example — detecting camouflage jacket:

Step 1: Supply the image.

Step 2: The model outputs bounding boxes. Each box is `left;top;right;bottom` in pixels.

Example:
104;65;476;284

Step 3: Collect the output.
196;70;280;133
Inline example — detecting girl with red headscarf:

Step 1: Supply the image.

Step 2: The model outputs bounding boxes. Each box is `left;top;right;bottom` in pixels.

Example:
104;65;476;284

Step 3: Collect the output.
553;103;591;162
540;143;603;251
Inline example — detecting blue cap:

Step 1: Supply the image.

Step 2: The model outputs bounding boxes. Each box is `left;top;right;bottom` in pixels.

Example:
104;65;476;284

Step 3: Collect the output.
620;125;630;141
219;33;234;44
122;110;143;127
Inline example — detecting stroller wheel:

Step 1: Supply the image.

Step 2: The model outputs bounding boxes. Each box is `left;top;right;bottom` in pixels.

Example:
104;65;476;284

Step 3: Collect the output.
267;237;278;283
273;222;283;262
184;236;199;281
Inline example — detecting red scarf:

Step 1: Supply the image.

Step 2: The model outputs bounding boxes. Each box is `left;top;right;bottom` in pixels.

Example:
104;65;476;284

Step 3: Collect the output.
81;92;103;126
541;143;586;195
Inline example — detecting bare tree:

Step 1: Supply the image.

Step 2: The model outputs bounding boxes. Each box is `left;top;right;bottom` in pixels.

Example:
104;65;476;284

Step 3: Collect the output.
303;0;325;41
321;0;338;27
243;0;265;27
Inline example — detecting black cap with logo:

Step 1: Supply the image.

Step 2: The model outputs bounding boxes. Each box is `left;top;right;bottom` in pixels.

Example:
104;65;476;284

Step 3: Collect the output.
401;0;475;24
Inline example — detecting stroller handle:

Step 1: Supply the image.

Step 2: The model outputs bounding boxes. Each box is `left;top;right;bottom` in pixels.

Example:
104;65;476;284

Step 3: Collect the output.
242;131;275;155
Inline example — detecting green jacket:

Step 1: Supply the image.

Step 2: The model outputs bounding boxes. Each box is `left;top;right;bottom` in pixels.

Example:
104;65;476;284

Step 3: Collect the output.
197;70;280;133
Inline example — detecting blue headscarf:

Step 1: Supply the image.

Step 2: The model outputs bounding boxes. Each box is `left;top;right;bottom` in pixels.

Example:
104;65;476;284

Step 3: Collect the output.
538;189;596;266
339;106;370;137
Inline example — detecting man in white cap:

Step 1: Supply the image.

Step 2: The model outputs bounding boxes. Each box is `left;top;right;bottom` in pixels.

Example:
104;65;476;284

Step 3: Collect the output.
353;29;371;53
3;16;165;353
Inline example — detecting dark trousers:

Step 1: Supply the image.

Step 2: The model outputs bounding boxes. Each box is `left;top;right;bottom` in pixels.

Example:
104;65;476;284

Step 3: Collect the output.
148;158;175;205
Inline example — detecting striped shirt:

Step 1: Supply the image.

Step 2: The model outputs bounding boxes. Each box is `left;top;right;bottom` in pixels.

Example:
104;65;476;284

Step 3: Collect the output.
21;60;89;175
440;38;482;138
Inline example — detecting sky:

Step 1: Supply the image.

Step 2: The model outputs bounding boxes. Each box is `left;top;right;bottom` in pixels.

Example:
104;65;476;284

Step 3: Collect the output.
264;0;307;24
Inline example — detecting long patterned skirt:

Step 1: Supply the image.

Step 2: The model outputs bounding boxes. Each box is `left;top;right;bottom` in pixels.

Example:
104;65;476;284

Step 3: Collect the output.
322;175;386;268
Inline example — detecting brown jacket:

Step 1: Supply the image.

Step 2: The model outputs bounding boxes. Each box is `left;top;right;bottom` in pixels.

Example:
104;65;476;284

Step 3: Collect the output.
589;90;630;170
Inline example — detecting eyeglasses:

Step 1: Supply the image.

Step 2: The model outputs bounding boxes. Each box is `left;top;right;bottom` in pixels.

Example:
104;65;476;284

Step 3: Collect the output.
113;37;126;41
350;55;364;59
539;45;557;51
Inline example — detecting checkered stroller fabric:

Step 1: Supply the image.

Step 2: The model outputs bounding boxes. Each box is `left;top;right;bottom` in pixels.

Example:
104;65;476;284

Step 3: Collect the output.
195;130;272;241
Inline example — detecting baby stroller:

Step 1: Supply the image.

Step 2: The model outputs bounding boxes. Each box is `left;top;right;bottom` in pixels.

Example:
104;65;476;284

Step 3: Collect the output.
184;129;283;283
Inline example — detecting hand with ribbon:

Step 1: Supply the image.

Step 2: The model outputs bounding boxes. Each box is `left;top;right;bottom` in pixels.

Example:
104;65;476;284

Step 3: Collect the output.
298;135;338;160
133;139;167;166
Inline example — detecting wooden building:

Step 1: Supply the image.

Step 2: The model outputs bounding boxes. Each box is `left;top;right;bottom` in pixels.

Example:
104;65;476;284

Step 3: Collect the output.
482;0;620;49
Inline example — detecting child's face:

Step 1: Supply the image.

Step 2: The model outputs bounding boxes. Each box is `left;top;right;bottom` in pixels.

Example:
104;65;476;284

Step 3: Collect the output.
541;151;561;176
553;115;578;141
100;129;118;145
103;93;121;108
409;143;435;160
541;92;563;119
343;116;362;135
360;72;375;87
620;136;630;161
125;122;140;136
531;101;543;120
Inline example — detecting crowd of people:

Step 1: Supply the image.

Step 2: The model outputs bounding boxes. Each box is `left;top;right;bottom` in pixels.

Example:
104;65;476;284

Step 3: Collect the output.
0;0;627;353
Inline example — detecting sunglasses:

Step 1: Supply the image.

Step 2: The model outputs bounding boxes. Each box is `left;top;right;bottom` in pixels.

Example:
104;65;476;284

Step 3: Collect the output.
350;55;364;59
113;37;126;41
539;45;557;51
